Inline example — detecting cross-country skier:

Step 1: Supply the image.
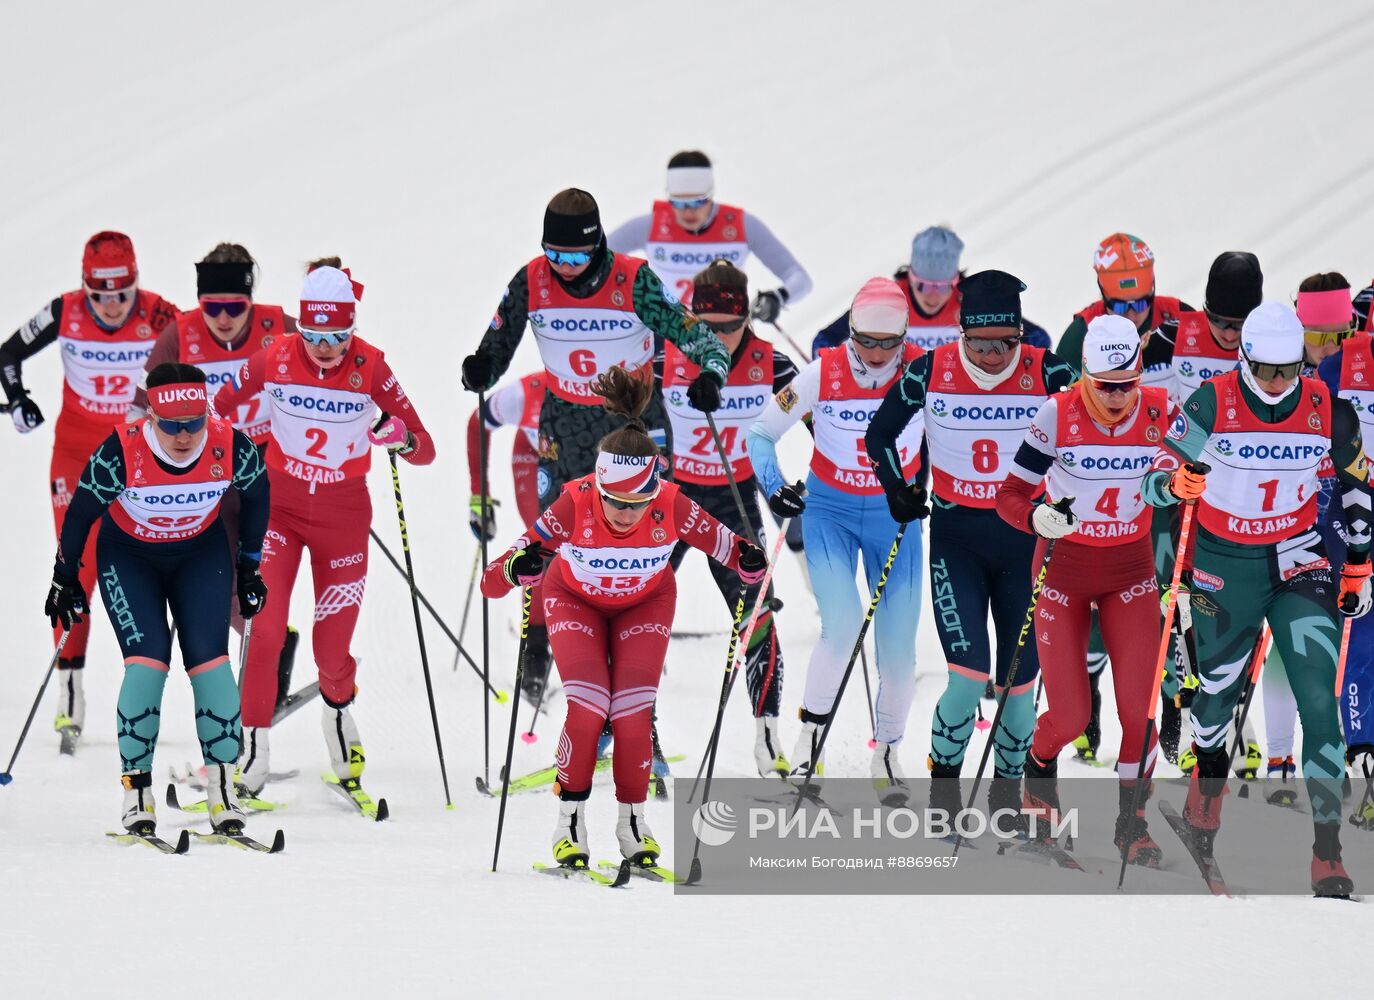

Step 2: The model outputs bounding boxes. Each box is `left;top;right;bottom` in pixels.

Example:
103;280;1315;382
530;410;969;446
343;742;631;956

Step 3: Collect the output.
606;149;812;318
127;243;302;701
1153;301;1370;897
1;232;179;753
747;277;924;803
866;270;1075;820
43;363;268;834
810;226;1053;356
467;370;551;703
214;261;435;802
658;260;800;777
480;367;767;869
462;188;729;698
998;315;1192;866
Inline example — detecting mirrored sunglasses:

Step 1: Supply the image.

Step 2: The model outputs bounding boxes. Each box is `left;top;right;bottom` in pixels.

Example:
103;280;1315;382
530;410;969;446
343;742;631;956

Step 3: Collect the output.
851;331;905;350
543;247;594;267
154;415;207;435
1107;297;1151;316
201;299;251;319
299;326;353;347
1089;376;1141;395
669;196;711;211
962;333;1021;355
1247;359;1301;381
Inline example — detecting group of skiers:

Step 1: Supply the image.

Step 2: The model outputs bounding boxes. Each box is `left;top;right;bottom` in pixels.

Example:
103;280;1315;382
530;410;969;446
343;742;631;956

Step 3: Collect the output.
6;148;1373;893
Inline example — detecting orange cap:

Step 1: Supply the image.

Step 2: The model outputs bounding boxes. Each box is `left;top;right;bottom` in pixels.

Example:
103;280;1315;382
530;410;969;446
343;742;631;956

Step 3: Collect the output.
1093;233;1154;298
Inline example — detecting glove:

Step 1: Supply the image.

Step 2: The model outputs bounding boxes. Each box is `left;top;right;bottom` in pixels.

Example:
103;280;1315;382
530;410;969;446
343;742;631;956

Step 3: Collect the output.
1349;745;1373;780
236;556;269;619
885;484;930;523
686;371;723;413
468;494;499;541
768;481;807;518
368;413;413;453
10;392;44;434
1339;559;1372;618
1166;462;1208;502
502;544;552;587
461;352;495;392
1163;585;1193;632
44;569;87;630
751;289;787;325
736;540;768;585
1030;498;1076;539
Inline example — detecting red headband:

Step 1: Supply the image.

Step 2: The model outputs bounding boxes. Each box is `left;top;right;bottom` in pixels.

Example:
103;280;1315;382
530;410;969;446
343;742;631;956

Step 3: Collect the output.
147;382;208;419
692;284;748;317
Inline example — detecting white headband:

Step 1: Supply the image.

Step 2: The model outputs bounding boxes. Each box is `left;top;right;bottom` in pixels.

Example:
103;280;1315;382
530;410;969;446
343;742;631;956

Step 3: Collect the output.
666;166;714;199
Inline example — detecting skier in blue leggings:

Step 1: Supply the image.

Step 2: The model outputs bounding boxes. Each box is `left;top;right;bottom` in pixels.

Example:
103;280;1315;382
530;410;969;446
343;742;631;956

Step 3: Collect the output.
747;277;924;804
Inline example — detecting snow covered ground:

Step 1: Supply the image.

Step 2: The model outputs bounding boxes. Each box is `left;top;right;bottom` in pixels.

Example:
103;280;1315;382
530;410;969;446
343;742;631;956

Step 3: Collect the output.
2;2;1371;996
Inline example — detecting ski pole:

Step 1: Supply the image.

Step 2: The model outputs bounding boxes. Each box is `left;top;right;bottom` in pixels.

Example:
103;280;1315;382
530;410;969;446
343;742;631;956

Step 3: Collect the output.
685;594;748;885
1117;487;1201;887
368;528;507;701
766;318;812;363
521;669;551;745
955;499;1074;855
452;548;480;672
492;586;532;872
389;453;453;809
792;524;907;813
704;411;756;541
476;391;494;789
859;643;877;749
1227;624;1272;774
0;631;70;785
689;524;791;797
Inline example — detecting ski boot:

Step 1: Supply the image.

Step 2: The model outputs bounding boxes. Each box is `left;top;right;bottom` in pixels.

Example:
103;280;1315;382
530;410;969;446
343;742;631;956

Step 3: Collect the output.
1235;741;1263;781
1312;823;1354;897
323;699;366;788
1072;672;1103;763
520;624;552;708
237;726;271;797
53;658;86;754
1114;781;1162;868
1158;695;1182;765
788;709;827;792
120;770;157;833
753;716;789;779
1266;756;1299;807
616;801;661;865
987;774;1027;840
272;626;300;712
1022;752;1062;843
927;759;963;834
1177;744;1197;776
870;742;909;807
552;795;590;868
1181;744;1228;857
205;763;248;833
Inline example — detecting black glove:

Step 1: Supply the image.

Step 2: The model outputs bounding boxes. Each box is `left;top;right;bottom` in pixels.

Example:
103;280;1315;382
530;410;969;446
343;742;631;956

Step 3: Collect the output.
461;352;495;392
751;289;787;325
236;556;269;619
737;540;768;576
10;392;44;434
885;484;930;523
768;481;807;518
503;544;553;586
686;371;723;413
45;569;87;631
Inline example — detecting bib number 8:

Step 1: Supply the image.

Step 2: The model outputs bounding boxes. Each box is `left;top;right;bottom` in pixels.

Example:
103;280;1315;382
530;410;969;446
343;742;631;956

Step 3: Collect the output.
971;438;999;474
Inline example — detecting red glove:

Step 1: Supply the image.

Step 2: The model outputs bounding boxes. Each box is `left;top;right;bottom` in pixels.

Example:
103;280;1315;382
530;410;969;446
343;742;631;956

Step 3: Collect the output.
1167;465;1207;502
1339;560;1372;618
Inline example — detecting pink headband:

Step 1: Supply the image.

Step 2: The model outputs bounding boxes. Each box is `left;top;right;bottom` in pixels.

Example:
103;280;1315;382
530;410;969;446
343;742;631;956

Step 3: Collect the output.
1296;288;1352;328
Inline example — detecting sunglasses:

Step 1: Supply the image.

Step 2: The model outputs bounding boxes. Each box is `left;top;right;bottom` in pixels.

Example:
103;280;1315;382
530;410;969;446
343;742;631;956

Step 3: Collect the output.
669;196;711;211
600;488;656;511
914;279;956;294
201;299;250;319
1246;359;1301;381
962;333;1021;355
1303;327;1352;348
85;286;134;304
1089;376;1141;395
1106;297;1152;316
299;326;353;347
701;317;747;335
1206;311;1246;332
154;415;207;436
543;247;594;267
851;331;905;350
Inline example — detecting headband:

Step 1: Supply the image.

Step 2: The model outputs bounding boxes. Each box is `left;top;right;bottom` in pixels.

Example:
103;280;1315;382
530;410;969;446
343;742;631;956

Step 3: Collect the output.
147;382;208;419
1295;288;1352;328
595;451;661;497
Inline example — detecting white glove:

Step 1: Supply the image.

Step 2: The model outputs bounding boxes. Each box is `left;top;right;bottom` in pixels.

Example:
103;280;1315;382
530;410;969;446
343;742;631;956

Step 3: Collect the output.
1163;585;1194;632
1031;501;1076;539
1352;748;1373;781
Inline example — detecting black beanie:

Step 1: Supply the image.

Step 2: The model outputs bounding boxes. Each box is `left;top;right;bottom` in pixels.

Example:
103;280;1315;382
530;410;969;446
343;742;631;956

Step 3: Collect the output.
196;260;254;297
1205;251;1263;319
959;270;1026;330
543;189;602;248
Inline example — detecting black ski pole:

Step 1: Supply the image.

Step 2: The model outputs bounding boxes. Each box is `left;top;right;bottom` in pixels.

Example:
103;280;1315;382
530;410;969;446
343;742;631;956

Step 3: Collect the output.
452;548;480;671
389;453;452;809
0;631;70;785
704;410;756;541
859;642;877;748
792;524;907;813
477;390;493;789
954;499;1073;854
491;586;532;872
521;669;550;745
367;528;506;701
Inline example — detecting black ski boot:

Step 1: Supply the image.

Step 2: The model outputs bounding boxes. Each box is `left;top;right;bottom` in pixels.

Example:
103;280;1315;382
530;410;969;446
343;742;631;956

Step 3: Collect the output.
1114;780;1162;868
927;760;963;837
987;774;1027;839
1022;752;1062;843
520;624;552;707
273;626;300;712
1159;694;1182;765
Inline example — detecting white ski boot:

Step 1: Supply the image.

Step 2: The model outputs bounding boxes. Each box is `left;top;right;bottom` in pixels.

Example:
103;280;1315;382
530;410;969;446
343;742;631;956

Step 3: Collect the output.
871;741;910;807
54;664;86;753
754;716;789;778
237;726;271;796
204;763;248;832
322;702;365;783
788;717;826;790
616;801;661;865
552;797;590;867
120;770;156;833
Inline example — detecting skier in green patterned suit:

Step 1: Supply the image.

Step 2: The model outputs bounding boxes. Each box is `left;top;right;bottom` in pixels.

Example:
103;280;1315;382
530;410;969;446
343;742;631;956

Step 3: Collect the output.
1146;301;1372;896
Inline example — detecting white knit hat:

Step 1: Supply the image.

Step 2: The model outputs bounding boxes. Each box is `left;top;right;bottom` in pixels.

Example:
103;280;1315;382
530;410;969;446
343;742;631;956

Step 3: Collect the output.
1082;314;1142;374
